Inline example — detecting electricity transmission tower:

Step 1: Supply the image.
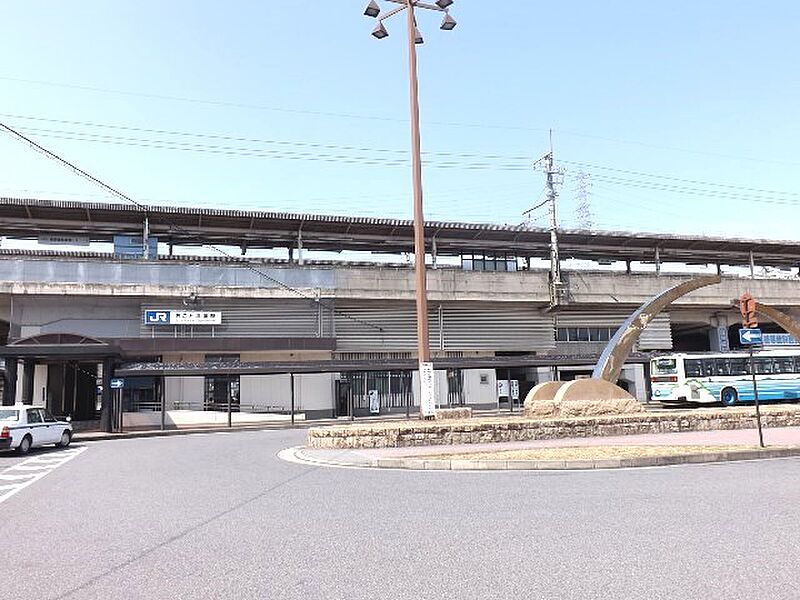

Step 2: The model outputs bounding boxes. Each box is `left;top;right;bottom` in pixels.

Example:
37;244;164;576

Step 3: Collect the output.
574;169;593;229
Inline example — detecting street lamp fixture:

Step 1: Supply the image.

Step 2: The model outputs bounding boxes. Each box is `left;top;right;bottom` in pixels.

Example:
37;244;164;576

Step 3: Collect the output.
371;22;389;39
440;13;457;30
362;0;457;418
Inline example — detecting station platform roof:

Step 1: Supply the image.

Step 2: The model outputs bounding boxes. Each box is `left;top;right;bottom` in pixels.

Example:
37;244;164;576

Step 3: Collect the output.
114;353;651;377
3;197;799;267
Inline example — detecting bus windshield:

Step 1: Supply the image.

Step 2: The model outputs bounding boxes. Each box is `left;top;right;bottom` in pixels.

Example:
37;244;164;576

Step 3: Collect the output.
651;358;677;375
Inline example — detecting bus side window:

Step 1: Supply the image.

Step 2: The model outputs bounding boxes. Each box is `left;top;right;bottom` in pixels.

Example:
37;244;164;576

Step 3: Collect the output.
754;358;773;374
775;357;794;374
715;358;731;376
702;359;717;376
685;359;703;377
729;358;748;376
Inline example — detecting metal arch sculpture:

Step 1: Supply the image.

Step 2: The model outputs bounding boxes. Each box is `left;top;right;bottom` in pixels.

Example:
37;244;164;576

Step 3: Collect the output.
592;275;722;383
753;302;800;340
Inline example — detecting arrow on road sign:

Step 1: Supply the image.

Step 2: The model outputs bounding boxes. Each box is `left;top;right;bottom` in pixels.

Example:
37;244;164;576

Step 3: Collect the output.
739;328;762;345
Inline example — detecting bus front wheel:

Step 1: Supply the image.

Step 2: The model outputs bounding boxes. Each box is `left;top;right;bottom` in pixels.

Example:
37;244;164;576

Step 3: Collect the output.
721;387;738;407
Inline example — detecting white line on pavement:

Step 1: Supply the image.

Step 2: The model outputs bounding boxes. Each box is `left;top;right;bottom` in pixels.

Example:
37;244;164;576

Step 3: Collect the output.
0;446;88;505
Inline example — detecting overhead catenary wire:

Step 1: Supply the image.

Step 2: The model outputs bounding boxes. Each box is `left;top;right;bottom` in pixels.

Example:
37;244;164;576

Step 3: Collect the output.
0;121;385;332
561;159;800;198
6;75;800;168
9;125;533;172
5;112;800;203
21;125;800;208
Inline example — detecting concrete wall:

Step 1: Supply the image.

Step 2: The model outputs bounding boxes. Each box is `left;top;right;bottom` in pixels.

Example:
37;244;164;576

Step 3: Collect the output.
163;370;335;416
11;296;141;340
164;376;204;410
1;256;799;310
619;365;647;403
462;368;498;407
123;410;301;429
564;271;800;309
296;373;335;414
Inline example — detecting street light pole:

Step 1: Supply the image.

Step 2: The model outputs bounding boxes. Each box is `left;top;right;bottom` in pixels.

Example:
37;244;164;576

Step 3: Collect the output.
405;1;431;368
364;0;457;418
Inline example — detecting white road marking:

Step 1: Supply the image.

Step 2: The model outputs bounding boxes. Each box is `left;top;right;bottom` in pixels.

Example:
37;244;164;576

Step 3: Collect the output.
0;473;37;481
0;446;87;505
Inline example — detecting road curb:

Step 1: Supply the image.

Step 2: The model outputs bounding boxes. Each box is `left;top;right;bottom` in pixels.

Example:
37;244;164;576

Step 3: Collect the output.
292;446;800;471
74;422;304;442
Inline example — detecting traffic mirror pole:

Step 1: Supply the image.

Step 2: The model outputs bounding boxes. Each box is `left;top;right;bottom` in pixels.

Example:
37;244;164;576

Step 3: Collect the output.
748;344;765;448
740;292;765;448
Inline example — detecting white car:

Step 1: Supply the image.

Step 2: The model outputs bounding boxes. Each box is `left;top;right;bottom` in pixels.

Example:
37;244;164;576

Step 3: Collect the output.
0;405;73;454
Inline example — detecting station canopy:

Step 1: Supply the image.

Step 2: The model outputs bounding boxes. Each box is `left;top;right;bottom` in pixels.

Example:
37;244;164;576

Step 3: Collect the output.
115;353;651;378
3;197;800;267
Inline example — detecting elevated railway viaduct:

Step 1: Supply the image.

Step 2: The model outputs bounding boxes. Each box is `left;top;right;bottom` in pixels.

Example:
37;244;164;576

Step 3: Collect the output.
1;198;798;428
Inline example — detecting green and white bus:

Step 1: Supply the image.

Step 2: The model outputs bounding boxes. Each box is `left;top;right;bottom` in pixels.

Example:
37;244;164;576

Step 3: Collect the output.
650;349;800;406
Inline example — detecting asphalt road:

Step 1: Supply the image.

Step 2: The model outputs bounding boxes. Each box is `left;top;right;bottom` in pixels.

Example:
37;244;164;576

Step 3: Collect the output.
1;429;799;600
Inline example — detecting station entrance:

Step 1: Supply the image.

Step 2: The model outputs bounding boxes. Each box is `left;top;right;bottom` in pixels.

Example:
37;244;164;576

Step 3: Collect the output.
0;333;119;430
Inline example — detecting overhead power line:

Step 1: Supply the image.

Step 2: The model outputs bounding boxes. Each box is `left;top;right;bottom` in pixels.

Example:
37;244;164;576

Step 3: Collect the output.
0;75;550;134
561;159;800;198
4;112;800;203
0;113;533;161
6;75;800;167
0;121;384;332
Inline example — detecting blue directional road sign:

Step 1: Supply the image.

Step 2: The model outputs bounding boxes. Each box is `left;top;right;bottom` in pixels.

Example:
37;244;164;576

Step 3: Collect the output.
762;333;799;346
110;378;125;389
739;328;762;345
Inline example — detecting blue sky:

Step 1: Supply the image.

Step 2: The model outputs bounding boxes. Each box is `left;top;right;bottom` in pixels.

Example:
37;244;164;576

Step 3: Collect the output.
2;1;800;239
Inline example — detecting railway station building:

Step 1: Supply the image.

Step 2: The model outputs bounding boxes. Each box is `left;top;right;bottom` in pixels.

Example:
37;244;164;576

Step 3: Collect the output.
1;198;799;430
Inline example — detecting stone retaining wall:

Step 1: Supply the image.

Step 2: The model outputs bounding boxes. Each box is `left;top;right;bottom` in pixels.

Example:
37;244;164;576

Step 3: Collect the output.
307;406;800;449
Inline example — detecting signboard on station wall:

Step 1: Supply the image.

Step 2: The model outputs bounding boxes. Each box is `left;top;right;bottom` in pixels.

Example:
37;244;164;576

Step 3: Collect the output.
497;380;520;400
144;310;222;326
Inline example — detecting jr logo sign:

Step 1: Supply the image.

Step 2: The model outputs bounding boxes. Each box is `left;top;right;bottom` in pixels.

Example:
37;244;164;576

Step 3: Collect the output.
144;310;171;325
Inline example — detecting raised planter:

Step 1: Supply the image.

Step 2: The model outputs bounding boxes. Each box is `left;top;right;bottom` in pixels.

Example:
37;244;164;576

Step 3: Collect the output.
307;405;800;449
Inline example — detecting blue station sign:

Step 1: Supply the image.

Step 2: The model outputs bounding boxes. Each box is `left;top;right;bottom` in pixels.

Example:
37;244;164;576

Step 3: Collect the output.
144;310;222;326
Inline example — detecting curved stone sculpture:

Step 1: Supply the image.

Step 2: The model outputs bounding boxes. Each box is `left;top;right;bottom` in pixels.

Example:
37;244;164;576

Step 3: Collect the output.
523;381;566;407
523;379;642;418
592;275;722;383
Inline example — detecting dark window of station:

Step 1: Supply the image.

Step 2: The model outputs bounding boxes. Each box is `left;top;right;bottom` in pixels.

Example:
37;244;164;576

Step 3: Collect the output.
555;327;616;342
204;354;241;412
461;254;517;272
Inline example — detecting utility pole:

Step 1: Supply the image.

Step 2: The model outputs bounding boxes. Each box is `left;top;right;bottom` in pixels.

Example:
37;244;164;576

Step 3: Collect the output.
534;130;564;307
